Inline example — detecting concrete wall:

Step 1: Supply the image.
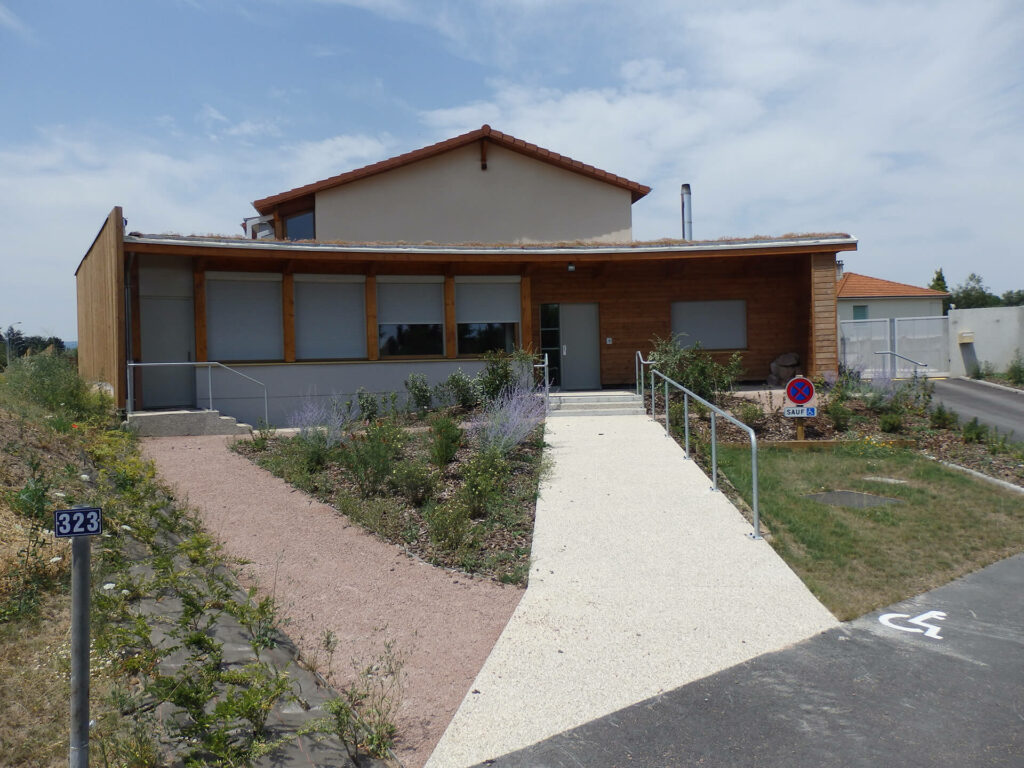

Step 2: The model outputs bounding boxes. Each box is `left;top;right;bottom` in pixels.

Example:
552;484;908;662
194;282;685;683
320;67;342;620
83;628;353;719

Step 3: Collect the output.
948;306;1024;377
837;297;943;321
195;359;491;427
315;142;633;244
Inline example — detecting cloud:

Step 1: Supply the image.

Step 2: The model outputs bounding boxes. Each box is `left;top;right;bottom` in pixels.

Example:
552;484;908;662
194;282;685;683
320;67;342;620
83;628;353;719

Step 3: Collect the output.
0;3;33;40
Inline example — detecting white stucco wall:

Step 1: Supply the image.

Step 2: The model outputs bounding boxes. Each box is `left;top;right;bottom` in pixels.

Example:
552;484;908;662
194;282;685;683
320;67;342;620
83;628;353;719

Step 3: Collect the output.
837;296;943;321
948;306;1024;377
315;142;634;244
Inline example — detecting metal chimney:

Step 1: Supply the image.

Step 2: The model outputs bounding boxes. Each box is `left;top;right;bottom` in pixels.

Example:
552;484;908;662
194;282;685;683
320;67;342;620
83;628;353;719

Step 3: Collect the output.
680;184;692;240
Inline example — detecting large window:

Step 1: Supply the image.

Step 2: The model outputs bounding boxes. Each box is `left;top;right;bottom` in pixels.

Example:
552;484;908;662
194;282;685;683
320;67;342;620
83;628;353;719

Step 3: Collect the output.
206;272;283;361
455;277;521;355
284;211;315;241
670;300;747;350
294;275;366;359
377;277;444;357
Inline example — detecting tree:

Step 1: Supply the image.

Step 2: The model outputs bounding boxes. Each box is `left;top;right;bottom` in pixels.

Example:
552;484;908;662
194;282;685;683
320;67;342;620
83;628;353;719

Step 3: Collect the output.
949;273;1001;309
1001;289;1024;307
930;268;951;314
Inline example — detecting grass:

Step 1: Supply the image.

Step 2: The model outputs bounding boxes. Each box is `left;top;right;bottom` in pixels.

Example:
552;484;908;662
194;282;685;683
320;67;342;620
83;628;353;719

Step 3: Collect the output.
718;439;1024;620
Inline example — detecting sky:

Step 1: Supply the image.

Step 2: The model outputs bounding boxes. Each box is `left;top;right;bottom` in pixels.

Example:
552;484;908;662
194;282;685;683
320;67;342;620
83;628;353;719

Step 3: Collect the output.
1;0;1022;341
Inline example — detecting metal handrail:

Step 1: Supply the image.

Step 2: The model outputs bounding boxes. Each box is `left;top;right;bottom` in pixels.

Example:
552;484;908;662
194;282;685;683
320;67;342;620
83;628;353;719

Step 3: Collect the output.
533;353;550;412
873;350;926;378
126;361;269;425
649;367;761;540
635;350;654;404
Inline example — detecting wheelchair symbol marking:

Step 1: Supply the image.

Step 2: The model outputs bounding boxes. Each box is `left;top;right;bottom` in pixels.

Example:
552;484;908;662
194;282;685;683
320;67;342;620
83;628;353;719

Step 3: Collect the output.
879;610;947;640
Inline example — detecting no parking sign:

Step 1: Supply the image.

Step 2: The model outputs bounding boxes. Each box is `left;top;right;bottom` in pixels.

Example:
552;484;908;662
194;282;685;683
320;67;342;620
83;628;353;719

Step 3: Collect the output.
784;376;817;417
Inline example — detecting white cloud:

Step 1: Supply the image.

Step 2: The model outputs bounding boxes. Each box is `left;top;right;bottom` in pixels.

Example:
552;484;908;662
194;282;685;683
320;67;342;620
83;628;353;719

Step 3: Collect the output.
0;3;33;40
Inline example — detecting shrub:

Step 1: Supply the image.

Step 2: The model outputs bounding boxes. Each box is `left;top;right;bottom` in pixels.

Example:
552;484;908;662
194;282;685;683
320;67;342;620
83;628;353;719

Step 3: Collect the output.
473;385;545;455
404;373;432;412
962;417;988;443
1;352;111;421
929;403;959;430
736;401;763;428
388;459;436;506
444;368;481;409
879;413;903;433
342;419;406;496
825;400;853;432
1007;350;1024;387
428;414;463;467
460;448;509;518
356;387;379;421
647;336;743;404
424;499;473;551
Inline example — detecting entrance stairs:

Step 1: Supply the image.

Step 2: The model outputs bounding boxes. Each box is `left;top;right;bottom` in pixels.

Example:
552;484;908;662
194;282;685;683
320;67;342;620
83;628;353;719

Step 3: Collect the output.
126;409;253;437
547;390;646;417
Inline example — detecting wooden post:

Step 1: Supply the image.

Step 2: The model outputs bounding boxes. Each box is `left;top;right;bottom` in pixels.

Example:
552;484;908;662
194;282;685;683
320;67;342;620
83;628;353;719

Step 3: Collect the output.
444;274;457;359
365;275;378;361
282;273;295;362
129;256;142;411
520;273;533;350
796;422;805;441
193;260;207;362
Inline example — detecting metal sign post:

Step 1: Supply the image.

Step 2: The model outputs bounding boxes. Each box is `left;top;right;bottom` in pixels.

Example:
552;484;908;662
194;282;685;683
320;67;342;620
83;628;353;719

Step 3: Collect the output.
55;507;103;768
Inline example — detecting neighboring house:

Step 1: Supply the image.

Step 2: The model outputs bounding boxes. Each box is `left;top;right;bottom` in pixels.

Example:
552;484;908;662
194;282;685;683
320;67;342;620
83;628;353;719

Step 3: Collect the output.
837;272;948;321
76;125;857;426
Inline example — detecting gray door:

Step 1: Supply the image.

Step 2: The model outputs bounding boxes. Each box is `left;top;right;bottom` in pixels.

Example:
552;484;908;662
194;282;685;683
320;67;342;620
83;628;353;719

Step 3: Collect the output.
560;303;601;390
140;296;195;408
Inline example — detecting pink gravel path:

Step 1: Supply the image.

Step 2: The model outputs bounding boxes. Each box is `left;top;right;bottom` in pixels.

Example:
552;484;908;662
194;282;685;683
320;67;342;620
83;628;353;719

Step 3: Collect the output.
141;435;522;768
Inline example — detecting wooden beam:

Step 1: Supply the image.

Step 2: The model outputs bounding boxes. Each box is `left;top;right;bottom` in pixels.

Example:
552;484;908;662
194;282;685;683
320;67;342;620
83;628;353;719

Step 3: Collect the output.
282;273;295;362
273;210;283;240
520;274;533;351
129;255;142;411
193;260;207;362
365;275;378;361
444;274;457;358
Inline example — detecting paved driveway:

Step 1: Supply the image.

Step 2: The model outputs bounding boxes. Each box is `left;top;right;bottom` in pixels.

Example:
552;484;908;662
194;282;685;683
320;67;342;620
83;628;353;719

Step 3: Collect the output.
932;378;1024;438
482;553;1024;767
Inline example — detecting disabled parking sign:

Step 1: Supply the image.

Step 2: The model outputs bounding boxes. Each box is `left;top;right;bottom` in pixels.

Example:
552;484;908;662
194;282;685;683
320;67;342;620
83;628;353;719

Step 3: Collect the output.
784;377;817;418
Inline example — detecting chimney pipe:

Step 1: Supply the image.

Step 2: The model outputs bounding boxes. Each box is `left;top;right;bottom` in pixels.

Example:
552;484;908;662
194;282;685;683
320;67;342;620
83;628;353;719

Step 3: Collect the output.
680;183;692;240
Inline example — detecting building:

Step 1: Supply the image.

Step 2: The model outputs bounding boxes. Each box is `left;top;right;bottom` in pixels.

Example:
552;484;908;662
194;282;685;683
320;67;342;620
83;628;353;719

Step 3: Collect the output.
837;271;947;321
76;126;857;426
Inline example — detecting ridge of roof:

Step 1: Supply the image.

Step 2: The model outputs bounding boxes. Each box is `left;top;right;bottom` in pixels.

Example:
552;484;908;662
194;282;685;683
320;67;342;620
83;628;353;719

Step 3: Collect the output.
837;271;949;298
252;125;652;212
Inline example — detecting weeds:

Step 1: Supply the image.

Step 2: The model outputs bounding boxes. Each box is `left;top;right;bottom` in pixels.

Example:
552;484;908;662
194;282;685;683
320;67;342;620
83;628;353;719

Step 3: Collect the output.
1007;350;1024;387
930;403;959;429
963;417;988;443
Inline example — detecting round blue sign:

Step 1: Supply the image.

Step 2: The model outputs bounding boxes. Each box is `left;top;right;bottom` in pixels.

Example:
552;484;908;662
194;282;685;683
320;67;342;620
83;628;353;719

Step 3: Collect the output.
786;377;815;405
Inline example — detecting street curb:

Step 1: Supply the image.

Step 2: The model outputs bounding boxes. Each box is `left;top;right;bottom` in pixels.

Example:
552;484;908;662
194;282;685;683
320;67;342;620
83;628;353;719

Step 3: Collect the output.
926;456;1024;496
952;376;1024;396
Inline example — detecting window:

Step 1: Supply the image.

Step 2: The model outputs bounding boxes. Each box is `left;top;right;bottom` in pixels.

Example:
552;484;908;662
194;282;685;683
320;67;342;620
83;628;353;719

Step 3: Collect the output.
455;277;521;355
670;300;747;349
294;275;366;359
852;305;868;320
284;211;315;241
377;277;444;357
206;272;283;360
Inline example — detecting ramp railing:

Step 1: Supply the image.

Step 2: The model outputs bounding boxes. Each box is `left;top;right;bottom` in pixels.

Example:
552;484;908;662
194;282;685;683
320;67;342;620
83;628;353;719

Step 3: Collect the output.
126;361;269;425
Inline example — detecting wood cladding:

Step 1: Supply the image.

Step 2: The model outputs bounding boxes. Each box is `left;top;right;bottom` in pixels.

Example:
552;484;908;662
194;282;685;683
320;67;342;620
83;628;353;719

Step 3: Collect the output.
75;207;126;407
529;254;838;385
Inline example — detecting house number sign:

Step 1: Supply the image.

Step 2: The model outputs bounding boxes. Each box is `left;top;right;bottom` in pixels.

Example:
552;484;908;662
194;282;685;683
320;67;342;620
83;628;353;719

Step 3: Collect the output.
54;507;103;537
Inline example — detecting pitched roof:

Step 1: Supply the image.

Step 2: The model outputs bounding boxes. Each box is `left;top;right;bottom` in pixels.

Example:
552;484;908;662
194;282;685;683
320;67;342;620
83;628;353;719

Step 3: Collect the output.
837;272;949;299
252;125;652;213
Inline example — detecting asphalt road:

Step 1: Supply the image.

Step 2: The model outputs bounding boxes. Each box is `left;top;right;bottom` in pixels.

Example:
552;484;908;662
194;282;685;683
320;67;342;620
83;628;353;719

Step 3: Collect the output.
481;553;1024;768
931;378;1024;439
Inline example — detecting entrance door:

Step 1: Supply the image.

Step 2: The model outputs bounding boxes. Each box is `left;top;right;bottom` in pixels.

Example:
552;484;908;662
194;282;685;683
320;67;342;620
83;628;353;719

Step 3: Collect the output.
139;296;195;408
560;303;601;390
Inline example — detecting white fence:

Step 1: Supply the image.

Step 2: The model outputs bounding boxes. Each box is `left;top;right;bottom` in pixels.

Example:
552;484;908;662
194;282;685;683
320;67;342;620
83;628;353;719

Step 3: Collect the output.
840;316;950;378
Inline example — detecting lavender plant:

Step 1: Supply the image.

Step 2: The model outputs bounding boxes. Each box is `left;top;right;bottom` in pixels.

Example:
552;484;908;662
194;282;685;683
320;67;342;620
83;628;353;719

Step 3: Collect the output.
472;385;545;455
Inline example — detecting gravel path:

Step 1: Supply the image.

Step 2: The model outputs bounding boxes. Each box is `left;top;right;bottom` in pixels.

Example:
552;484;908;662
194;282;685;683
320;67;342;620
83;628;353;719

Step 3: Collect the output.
141;435;522;768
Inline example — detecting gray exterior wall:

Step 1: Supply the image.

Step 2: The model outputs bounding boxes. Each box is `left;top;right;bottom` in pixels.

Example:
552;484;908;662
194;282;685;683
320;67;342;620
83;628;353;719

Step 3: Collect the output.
194;360;491;427
315;142;633;244
837;296;944;321
948;306;1024;377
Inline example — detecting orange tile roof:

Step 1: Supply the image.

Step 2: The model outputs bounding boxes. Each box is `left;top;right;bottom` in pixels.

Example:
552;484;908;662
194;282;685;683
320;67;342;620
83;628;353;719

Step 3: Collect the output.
252;125;652;213
837;272;949;299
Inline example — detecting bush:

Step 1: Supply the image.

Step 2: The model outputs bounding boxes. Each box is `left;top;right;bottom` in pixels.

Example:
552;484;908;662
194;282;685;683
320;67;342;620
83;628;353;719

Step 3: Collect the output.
388;459;436;506
443;368;480;409
1;352;111;421
342;419;406;496
356;387;379;421
879;413;903;433
929;403;959;430
647;336;743;404
825;400;853;432
424;499;473;551
962;417;988;444
736;401;763;428
478;350;534;402
1007;350;1024;387
404;373;432;412
473;385;545;455
428;414;463;467
460;448;509;518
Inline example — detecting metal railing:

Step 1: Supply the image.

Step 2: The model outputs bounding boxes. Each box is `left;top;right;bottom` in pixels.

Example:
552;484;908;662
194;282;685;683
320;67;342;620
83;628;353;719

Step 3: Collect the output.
873;350;927;378
649;367;761;540
635;350;655;406
534;353;550;412
126;361;269;425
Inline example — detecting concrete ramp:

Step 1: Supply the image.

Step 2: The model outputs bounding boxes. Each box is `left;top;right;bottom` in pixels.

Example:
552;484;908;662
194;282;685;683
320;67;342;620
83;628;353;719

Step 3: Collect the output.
426;415;837;768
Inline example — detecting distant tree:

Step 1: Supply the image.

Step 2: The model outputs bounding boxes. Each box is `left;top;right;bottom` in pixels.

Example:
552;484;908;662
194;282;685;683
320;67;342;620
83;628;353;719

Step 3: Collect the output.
930;268;951;314
949;273;1001;309
1001;289;1024;307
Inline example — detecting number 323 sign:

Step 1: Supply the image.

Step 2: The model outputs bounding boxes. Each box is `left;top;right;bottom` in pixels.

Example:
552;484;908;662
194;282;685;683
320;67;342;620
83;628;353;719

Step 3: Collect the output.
54;507;103;538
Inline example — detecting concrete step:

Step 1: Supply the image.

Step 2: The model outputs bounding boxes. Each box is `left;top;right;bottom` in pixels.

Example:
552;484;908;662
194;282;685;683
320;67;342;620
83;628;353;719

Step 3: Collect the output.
548;392;646;417
547;406;647;418
550;393;641;405
126;409;252;437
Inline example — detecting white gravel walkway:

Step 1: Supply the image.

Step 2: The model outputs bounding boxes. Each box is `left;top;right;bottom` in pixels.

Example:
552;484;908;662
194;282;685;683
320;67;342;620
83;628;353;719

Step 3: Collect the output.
426;414;838;767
